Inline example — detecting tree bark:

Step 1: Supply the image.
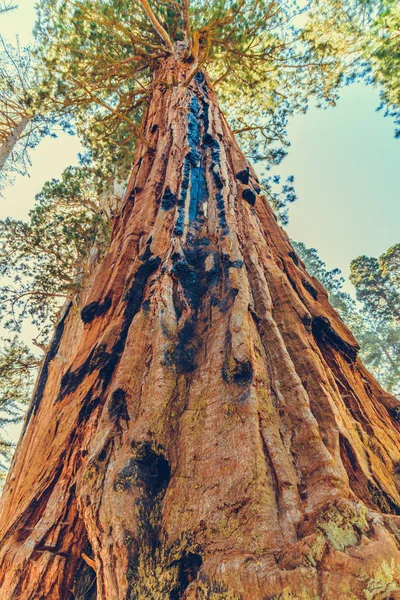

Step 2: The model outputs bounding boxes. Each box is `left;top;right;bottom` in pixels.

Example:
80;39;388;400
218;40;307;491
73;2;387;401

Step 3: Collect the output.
0;114;30;172
1;57;400;600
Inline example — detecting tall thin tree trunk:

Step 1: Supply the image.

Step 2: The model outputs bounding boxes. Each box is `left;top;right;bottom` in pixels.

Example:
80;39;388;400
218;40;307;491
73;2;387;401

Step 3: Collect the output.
1;57;400;600
0;114;30;171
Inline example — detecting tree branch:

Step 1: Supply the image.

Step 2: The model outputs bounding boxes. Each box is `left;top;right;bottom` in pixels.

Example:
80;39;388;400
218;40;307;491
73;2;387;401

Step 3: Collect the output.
138;0;174;53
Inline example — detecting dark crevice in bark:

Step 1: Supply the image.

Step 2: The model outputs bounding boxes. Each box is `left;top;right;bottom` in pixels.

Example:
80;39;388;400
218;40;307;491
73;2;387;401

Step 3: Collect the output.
302;278;318;300
70;542;97;600
24;302;72;430
81;293;113;324
312;316;358;364
169;552;203;600
288;250;300;266
108;388;130;429
3;451;67;547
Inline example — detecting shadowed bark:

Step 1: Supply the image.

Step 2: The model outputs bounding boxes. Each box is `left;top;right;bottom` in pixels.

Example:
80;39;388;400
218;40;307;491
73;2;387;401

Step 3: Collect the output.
1;56;400;600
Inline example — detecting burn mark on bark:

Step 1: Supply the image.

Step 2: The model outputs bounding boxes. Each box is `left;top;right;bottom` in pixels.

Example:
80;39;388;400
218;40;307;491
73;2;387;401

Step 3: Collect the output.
24;302;72;430
302;278;318;300
172;237;218;309
368;481;400;515
169;552;203;600
108;388;129;427
161;186;177;211
172;249;207;311
169;318;200;374
174;155;190;236
222;356;253;387
139;236;153;262
77;391;101;426
236;167;250;185
172;278;185;321
242;187;256;206
96;437;112;462
211;163;223;189
288;250;300;266
81;294;112;324
312;316;358;363
169;239;222;373
174;77;228;238
57;344;112;401
186;95;208;224
132;442;171;495
211;287;238;314
115;443;170;496
58;257;161;402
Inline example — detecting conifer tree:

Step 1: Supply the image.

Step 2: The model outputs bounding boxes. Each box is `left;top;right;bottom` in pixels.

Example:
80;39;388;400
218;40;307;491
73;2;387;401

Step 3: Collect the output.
1;2;400;599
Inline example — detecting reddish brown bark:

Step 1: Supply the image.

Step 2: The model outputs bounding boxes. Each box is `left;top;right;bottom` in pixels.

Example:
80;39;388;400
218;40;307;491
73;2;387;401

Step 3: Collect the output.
1;57;400;599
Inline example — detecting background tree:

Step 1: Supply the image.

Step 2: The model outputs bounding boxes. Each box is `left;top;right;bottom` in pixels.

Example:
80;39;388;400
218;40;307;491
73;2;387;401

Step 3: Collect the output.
0;161;113;344
0;336;38;489
303;0;400;135
0;2;16;15
350;243;400;322
0;36;43;186
294;240;400;397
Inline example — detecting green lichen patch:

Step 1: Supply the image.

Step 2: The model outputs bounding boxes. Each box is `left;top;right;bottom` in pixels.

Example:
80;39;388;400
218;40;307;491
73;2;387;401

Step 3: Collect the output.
316;502;369;551
304;533;326;567
363;559;400;600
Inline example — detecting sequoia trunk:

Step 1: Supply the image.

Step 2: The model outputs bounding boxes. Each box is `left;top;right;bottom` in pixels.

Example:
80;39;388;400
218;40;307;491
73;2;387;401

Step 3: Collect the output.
1;58;400;600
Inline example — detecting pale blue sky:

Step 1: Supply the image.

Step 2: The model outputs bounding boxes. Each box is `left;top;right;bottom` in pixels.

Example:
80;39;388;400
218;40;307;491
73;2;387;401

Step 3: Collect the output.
1;2;399;289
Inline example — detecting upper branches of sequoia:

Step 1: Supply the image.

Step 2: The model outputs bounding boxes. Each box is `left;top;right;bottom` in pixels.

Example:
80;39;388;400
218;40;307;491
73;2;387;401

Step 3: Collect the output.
34;0;343;173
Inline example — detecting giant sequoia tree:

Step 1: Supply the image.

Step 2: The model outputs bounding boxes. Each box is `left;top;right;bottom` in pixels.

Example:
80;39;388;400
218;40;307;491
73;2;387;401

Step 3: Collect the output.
1;2;400;599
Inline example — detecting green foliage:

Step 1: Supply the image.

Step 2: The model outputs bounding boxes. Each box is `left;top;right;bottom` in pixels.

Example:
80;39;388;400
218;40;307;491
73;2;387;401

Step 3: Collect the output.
33;0;351;176
0;36;37;185
303;0;400;136
0;162;112;343
350;244;400;322
261;173;297;226
0;336;38;487
294;240;400;397
0;1;16;15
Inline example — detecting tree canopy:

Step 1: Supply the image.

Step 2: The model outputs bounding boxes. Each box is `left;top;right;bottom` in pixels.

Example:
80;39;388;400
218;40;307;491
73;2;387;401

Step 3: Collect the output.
32;0;351;177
